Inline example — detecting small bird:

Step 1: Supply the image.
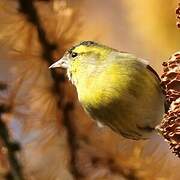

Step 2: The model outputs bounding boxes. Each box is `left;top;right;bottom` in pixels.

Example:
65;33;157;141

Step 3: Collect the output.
49;41;165;140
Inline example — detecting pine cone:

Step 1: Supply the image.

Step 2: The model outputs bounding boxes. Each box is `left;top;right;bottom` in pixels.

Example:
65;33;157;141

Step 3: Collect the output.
157;52;180;157
161;52;180;103
176;3;180;28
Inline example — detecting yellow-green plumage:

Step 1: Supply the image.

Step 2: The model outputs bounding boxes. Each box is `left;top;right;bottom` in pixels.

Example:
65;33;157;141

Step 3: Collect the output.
50;41;165;140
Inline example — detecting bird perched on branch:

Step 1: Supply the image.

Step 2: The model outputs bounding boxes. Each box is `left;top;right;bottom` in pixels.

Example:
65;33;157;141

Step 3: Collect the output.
49;41;165;140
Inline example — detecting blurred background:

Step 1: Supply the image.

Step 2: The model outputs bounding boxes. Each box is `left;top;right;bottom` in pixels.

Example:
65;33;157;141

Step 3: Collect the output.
0;0;179;179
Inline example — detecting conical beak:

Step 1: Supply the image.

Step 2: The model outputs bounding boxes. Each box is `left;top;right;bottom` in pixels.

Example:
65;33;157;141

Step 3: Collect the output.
49;57;68;69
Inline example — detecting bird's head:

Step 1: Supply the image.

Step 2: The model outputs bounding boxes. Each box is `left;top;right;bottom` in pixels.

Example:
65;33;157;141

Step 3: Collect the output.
49;41;114;85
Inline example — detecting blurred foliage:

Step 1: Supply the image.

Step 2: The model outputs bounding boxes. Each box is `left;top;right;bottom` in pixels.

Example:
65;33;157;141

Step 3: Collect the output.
124;0;179;56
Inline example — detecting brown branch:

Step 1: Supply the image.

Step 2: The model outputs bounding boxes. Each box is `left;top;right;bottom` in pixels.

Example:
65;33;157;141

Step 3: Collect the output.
0;82;8;91
0;86;24;180
62;102;83;179
18;0;80;178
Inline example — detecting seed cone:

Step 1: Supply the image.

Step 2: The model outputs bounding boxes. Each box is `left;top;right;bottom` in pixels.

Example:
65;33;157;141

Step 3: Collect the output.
157;52;180;157
176;3;180;28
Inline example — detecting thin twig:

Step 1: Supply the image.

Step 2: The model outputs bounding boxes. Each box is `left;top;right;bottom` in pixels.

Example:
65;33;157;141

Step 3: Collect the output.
18;0;80;178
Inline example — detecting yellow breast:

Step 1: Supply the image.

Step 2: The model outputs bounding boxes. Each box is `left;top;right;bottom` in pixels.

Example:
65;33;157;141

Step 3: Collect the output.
77;63;133;108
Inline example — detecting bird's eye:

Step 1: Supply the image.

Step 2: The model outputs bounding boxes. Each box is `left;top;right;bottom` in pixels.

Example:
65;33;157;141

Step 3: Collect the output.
71;52;78;58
